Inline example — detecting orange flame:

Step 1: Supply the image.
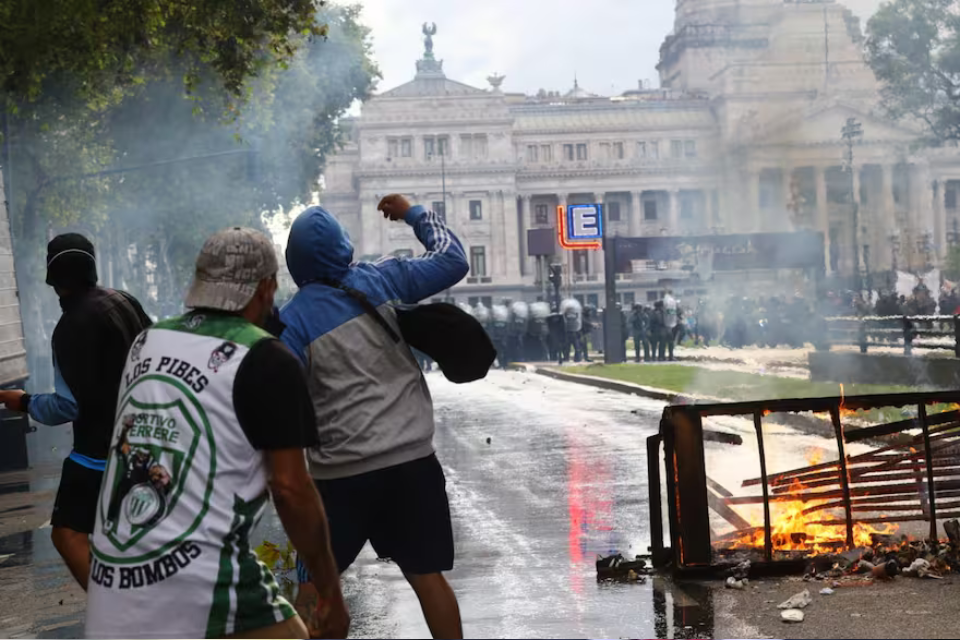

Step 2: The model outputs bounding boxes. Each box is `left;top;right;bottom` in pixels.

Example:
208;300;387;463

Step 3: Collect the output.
729;450;898;554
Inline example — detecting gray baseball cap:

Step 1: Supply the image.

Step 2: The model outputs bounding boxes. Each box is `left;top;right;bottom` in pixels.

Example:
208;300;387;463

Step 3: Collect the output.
184;227;278;312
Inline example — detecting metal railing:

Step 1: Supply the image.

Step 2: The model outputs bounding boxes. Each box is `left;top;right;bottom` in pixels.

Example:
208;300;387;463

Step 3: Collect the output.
823;315;960;357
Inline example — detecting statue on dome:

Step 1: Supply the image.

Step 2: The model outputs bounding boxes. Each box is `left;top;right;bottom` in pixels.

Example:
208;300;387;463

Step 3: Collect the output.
423;23;437;59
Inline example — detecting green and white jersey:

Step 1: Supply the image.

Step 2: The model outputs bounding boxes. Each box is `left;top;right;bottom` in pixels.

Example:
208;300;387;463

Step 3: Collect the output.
86;313;296;639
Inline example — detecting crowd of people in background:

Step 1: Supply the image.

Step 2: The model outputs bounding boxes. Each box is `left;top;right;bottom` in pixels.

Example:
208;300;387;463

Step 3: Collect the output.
438;278;960;367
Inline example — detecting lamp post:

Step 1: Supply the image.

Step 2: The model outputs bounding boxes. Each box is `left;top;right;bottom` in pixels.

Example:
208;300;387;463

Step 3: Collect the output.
842;117;863;291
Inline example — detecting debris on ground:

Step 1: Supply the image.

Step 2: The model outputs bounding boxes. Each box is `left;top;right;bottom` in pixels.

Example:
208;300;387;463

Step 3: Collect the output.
904;558;943;579
819;587;834;595
726;577;745;590
778;589;812;610
781;609;805;623
595;553;651;583
485;437;491;445
730;560;751;580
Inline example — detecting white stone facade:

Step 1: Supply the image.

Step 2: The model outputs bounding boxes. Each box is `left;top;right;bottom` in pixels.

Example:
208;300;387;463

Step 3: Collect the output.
321;0;960;306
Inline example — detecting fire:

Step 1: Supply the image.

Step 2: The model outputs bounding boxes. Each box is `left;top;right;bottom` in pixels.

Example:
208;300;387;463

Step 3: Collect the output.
729;450;899;554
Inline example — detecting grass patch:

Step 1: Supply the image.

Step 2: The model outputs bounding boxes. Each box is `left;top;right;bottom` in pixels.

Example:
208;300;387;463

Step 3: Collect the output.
562;364;925;401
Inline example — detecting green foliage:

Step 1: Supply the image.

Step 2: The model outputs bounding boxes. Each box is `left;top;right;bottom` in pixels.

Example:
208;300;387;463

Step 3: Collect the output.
0;0;327;111
0;2;379;388
866;0;960;141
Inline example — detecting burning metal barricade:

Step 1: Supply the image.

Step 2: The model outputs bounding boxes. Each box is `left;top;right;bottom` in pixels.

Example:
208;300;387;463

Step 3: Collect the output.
648;391;960;575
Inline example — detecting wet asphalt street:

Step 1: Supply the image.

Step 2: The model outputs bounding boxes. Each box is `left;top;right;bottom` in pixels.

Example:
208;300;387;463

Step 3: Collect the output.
0;369;767;639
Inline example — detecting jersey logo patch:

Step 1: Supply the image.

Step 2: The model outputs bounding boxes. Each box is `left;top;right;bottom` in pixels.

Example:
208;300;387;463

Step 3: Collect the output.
183;314;205;331
208;342;237;373
105;415;174;534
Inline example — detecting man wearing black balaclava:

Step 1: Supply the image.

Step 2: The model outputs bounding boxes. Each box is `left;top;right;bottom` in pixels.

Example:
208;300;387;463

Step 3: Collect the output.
0;234;151;590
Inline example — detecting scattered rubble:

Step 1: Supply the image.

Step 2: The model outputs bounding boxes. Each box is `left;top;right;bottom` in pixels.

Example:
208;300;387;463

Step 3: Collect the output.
725;577;745;590
819;587;834;596
595;553;651;583
781;609;805;623
778;589;812;610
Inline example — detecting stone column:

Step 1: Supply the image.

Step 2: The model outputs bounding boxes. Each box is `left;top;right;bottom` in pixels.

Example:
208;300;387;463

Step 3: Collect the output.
360;193;380;258
738;169;767;233
816;167;830;274
882;164;897;270
630;191;643;237
934;179;947;262
500;190;519;280
781;167;793;232
519;194;532;277
668;189;680;234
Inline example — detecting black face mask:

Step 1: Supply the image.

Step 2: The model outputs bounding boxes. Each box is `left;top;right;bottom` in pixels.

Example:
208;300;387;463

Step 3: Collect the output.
46;233;98;290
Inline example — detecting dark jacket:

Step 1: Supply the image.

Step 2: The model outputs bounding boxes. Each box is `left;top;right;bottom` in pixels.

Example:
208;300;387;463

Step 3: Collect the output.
52;287;152;459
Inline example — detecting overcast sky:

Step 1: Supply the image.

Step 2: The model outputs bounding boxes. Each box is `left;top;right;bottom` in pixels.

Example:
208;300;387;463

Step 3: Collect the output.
355;0;887;97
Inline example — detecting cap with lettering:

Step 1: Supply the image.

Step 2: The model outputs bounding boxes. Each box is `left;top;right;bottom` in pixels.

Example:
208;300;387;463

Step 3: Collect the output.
184;227;278;312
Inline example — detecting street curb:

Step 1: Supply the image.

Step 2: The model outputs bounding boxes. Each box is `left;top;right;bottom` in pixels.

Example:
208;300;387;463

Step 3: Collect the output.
523;365;708;404
518;364;841;440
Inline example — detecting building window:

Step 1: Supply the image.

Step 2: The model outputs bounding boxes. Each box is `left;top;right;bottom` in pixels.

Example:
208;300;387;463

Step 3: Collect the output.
586;294;599;307
671;140;683;159
644;199;658;220
388;138;399;157
650;141;659;159
534;204;550;225
469;200;483;220
527;145;539;162
541;145;553;162
400;138;412;157
607;201;622;222
947;186;958;210
424;135;449;158
563;144;575;161
623;291;636;306
574;252;590;275
613;142;624;160
638;141;646;158
576;143;588;160
431;201;446;222
470;246;487;277
468;296;479;307
459;134;486;158
647;291;660;302
481;296;493;308
684;140;697;158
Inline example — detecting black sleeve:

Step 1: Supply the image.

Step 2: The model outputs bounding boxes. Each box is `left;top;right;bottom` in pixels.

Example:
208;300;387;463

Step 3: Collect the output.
234;338;320;450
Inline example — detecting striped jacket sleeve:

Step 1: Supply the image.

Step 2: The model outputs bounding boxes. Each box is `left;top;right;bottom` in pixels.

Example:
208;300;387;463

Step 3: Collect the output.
375;205;469;304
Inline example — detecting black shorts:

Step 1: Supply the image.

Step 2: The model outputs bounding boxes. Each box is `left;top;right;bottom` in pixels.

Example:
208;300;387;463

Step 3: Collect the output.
51;457;104;534
316;454;454;576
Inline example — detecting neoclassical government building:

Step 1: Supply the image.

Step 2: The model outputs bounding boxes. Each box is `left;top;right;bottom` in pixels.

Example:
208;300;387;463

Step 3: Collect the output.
320;0;960;307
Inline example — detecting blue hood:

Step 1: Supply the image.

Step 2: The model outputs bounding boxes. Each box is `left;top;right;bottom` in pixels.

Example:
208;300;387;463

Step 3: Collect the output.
286;206;354;286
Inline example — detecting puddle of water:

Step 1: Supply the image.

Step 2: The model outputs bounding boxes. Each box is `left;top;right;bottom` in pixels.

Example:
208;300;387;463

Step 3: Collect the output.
652;578;715;640
0;482;29;497
0;531;32;569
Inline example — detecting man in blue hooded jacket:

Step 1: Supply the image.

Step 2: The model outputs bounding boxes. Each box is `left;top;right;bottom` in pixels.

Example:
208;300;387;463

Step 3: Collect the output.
281;194;469;639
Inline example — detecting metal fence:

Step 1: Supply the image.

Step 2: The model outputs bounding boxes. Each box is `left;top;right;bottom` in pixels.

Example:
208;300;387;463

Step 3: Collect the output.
824;315;960;357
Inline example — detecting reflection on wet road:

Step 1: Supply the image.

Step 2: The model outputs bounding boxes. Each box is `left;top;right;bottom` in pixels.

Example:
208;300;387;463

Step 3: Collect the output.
0;370;768;639
335;371;755;639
